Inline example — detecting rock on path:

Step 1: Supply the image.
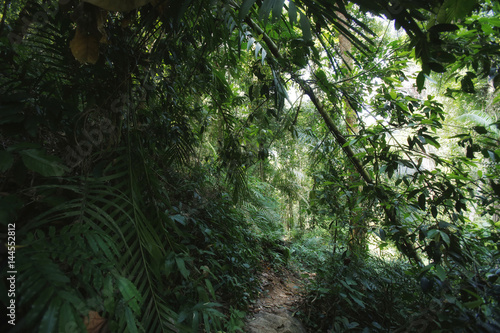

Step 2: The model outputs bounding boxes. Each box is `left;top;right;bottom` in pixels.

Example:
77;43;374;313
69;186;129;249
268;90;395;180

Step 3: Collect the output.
246;310;306;333
244;268;308;333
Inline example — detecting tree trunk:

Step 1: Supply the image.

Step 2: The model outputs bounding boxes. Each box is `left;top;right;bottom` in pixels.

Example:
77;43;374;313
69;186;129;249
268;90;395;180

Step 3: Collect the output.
337;11;366;255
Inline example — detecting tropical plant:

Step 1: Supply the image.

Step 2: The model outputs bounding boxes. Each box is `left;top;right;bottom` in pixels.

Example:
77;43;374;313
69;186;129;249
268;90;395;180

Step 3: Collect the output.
2;0;500;332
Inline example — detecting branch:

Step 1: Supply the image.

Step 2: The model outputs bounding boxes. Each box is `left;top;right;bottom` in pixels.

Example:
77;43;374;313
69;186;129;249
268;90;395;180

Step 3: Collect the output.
246;17;372;185
245;15;422;265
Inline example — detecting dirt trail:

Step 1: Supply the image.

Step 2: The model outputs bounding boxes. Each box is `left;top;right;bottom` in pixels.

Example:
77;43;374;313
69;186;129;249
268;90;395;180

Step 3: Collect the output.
244;266;314;333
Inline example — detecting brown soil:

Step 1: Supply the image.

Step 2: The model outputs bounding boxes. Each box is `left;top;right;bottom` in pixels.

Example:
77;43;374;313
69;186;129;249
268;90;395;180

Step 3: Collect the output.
247;265;315;316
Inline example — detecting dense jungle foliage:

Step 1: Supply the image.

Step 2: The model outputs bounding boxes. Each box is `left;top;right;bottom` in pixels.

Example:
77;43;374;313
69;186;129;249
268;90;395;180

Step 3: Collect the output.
1;0;500;332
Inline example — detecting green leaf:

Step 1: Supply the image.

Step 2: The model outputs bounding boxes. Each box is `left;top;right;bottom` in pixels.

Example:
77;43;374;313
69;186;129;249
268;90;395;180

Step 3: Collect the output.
427;62;446;73
434;51;456;63
124;306;139;333
20;149;66;177
116;276;142;315
427;229;439;239
421;134;441;148
428;23;459;33
58;301;82;333
473;126;488;134
416;71;425;91
435;265;446;281
462;289;483;308
39;298;62;333
261;48;267;66
439;0;476;22
259;0;274;21
171;214;187;225
481;24;495;34
464;298;483;309
176;257;190;279
300;11;312;42
431;205;438;218
418;193;426;210
205;279;216;299
288;0;297;24
272;0;285;22
239;0;257;20
350;295;365;308
439;231;450;247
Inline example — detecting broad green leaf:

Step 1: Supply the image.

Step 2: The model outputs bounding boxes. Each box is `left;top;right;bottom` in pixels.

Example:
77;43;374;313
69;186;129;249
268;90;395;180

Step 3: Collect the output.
427;229;439;239
20;149;66;177
288;0;297;24
421;134;441;148
428;23;459;32
416;71;425;91
418;193;426;210
473;126;488;134
176;257;190;279
428;62;446;73
259;0;274;21
431;205;438;218
464;298;483;309
439;0;476;22
171;214;187;225
239;0;257;20
439;231;450;247
435;265;446;281
272;0;286;22
116;276;142;315
350;295;365;309
462;289;483;308
481;24;495;34
300;11;312;42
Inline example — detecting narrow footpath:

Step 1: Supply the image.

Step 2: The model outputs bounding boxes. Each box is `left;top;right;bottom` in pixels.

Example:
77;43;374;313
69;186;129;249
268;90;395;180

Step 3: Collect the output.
244;266;313;333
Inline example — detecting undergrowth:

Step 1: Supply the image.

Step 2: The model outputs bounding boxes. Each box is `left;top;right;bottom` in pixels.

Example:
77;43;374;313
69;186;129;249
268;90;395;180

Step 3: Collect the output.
291;230;500;333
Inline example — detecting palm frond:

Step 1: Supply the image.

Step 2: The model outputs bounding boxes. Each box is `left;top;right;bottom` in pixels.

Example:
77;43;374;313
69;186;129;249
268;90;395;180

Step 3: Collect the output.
457;110;500;136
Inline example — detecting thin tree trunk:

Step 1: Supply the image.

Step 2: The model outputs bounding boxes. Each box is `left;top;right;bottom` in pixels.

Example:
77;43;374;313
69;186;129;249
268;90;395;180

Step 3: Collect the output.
337;11;366;255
